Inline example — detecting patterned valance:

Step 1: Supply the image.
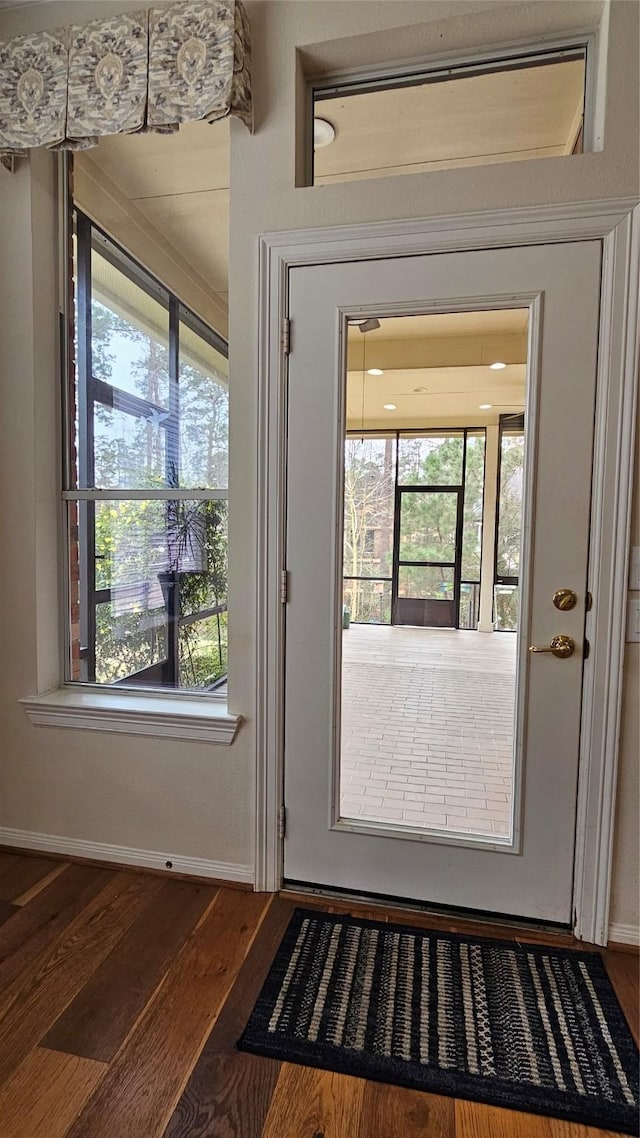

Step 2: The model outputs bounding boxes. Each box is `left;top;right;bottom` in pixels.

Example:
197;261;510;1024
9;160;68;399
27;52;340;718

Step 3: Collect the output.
0;0;251;159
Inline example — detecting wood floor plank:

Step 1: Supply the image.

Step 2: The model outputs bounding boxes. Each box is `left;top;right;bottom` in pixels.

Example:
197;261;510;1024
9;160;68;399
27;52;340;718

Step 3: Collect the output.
0;855;63;904
164;895;295;1138
0;863;115;1011
602;949;639;1045
43;878;216;1062
13;861;68;906
0;852;25;875
454;1099;625;1137
0;1047;105;1138
455;1100;559;1137
0;871;163;1084
0;900;17;927
65;888;271;1138
359;1081;454;1137
261;1065;366;1138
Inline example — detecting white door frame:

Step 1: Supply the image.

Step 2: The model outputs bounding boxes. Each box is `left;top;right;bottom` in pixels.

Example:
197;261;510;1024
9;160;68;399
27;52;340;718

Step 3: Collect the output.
254;197;639;946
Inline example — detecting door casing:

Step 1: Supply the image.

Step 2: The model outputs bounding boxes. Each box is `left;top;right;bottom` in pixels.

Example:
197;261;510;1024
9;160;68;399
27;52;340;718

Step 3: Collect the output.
254;198;639;946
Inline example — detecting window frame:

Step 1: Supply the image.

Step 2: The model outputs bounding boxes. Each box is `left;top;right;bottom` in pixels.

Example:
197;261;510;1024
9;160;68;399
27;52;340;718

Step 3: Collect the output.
306;35;596;187
64;205;230;696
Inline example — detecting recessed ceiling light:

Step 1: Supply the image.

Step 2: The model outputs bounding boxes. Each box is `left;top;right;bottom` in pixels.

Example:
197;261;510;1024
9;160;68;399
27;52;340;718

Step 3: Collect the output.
313;117;336;149
383;404;397;411
479;403;493;410
367;368;384;376
489;361;507;370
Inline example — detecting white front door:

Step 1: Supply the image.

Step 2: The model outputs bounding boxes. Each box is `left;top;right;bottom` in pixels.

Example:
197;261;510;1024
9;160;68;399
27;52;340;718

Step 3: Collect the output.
283;242;601;925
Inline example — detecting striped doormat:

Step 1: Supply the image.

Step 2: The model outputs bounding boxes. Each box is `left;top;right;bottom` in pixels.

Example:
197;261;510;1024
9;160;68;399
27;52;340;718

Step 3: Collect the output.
238;909;640;1135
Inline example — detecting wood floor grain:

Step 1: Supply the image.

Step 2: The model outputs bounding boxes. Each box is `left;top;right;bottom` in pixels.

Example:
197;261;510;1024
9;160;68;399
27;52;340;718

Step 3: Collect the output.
0;1047;105;1138
164;895;294;1138
65;888;270;1138
0;850;635;1138
43;877;213;1062
0;862;115;1005
0;900;17;927
261;1065;367;1138
359;1081;455;1137
454;1099;623;1138
0;855;63;904
0;870;160;1083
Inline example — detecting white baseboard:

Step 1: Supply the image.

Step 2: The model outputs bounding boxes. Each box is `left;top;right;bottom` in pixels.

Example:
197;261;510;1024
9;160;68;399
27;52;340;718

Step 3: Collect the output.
608;921;640;947
0;826;254;886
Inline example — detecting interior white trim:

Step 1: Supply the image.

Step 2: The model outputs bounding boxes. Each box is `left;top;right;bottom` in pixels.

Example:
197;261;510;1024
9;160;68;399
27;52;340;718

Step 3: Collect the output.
608;922;640;948
20;687;241;745
0;826;254;884
255;197;639;942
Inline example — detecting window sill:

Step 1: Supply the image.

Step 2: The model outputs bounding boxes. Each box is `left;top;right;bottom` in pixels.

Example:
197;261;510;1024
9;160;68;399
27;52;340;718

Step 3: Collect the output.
20;687;241;745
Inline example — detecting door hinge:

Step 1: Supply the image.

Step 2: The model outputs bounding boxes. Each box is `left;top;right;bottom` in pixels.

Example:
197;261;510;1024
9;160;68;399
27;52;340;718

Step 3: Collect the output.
281;317;290;355
583;637;590;659
278;805;287;840
280;569;289;604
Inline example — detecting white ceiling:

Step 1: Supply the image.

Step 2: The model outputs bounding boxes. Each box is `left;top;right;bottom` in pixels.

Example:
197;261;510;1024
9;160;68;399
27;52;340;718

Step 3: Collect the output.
346;310;527;428
76;119;230;304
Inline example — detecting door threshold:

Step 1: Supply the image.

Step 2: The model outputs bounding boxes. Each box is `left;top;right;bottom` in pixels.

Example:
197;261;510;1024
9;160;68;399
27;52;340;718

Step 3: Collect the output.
282;880;574;941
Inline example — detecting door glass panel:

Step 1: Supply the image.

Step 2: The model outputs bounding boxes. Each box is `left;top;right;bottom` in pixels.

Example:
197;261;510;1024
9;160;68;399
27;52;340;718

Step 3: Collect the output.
340;309;527;841
399;491;458;562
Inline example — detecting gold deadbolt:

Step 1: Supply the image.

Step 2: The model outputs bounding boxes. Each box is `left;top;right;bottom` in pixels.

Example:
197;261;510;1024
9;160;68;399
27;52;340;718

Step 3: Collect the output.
528;635;576;659
553;588;578;611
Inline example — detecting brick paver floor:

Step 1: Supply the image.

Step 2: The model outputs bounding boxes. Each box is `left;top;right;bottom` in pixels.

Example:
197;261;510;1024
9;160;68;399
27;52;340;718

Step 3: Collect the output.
340;625;517;838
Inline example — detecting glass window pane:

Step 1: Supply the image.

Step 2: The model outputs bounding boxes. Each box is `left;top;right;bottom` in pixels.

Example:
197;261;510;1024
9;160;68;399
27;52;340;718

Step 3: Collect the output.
397;433;463;485
399;491;458;562
344;436;395;578
179;321;229;490
397;565;454;600
461;431;486;581
497;427;525;578
179;611;228;689
314;52;586;186
94;403;166;489
95;601;167;685
459;582;480;629
73;498;228;690
91;250;170;405
343;578;391;624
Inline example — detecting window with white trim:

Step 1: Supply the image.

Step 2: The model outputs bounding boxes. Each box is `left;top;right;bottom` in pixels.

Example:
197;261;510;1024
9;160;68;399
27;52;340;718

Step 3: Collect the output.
65;210;229;693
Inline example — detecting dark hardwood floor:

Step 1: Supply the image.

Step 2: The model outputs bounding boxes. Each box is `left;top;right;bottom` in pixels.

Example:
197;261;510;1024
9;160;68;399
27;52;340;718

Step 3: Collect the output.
0;849;636;1137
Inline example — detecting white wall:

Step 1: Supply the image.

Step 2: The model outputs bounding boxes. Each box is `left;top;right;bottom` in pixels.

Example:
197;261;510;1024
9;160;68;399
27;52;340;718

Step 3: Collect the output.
0;0;638;933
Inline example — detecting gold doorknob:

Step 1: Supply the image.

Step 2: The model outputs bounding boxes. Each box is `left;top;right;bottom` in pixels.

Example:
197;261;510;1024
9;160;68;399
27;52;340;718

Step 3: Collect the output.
553;588;578;611
528;635;576;659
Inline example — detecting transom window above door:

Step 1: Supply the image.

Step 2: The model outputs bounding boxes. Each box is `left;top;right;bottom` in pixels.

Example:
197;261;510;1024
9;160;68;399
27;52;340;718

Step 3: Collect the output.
309;42;590;186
